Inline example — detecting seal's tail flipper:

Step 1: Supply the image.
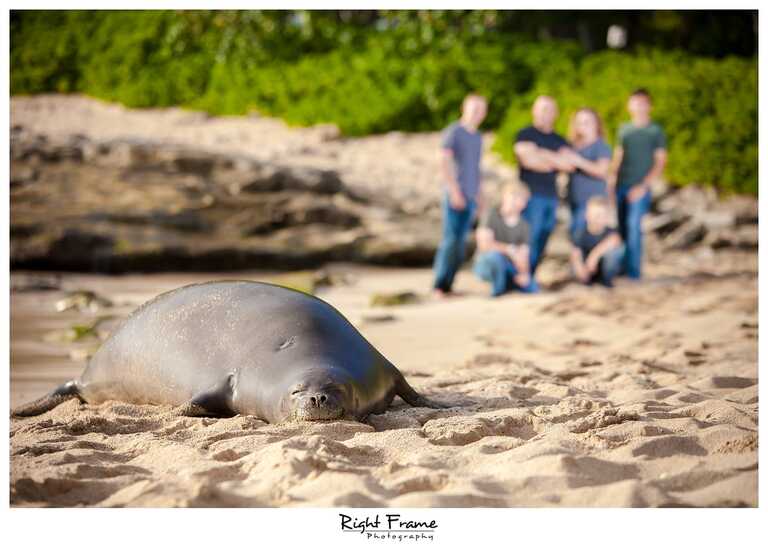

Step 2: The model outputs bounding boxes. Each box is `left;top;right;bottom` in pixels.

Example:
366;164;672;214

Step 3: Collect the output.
395;374;448;409
11;380;84;417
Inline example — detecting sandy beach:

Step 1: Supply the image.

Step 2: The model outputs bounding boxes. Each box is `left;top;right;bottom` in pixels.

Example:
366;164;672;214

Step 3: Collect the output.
9;95;758;508
10;260;757;507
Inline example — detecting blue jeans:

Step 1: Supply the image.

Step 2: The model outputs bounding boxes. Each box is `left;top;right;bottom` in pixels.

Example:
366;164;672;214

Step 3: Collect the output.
569;203;587;242
522;194;558;273
432;195;477;292
590;245;625;287
473;251;539;297
616;185;651;279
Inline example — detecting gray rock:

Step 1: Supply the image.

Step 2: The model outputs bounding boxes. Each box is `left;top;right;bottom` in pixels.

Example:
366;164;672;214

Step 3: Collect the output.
9;132;441;271
663;221;708;250
707;224;758;250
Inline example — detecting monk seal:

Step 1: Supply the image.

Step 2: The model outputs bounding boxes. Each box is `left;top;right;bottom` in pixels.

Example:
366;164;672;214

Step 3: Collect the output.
12;281;444;422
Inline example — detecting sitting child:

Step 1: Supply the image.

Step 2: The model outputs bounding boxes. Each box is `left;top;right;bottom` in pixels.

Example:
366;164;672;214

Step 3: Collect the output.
570;196;625;287
474;181;539;297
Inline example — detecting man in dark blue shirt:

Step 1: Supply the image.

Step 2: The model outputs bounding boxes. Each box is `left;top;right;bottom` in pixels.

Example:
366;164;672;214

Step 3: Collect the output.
514;95;575;276
432;94;487;297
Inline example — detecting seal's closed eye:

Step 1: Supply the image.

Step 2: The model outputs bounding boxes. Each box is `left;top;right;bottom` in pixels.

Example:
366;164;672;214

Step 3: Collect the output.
277;336;296;351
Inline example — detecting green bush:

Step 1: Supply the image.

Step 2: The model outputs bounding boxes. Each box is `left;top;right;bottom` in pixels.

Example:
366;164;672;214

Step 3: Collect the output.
10;11;757;194
199;36;577;135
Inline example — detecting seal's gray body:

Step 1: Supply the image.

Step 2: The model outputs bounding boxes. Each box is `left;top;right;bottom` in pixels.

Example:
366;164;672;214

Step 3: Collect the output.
13;281;438;422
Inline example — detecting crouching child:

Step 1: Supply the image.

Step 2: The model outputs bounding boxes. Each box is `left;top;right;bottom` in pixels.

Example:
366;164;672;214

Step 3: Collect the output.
571;196;625;287
474;182;539;297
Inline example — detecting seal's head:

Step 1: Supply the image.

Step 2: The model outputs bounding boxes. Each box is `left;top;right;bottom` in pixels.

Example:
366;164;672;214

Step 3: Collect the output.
282;367;355;422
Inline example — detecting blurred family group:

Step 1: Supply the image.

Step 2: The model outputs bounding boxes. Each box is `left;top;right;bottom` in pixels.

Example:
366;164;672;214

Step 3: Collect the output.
433;89;667;298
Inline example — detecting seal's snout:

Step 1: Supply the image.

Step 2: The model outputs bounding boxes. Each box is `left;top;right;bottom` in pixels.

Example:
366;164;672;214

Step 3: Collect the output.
307;393;328;407
292;388;345;421
296;390;337;410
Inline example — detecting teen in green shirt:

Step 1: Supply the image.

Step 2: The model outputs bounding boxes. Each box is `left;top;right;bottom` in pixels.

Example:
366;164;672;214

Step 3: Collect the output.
611;89;668;279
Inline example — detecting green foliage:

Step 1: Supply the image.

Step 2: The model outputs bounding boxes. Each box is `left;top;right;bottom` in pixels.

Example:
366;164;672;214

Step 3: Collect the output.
10;10;757;194
200;36;577;135
493;49;758;194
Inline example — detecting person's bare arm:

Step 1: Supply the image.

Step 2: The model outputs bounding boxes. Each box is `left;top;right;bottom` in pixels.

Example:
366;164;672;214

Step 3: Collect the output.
642;148;668;186
553;146;577;173
476;227;511;254
570;247;589;282
585;233;621;273
607;146;623;206
608;146;623;185
510;244;530;274
573;156;611;180
628;148;667;203
476;228;527;270
441;148;466;209
514;142;558;172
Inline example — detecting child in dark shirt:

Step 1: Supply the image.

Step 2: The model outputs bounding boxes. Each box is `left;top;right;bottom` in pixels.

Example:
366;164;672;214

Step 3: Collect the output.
570;196;625;287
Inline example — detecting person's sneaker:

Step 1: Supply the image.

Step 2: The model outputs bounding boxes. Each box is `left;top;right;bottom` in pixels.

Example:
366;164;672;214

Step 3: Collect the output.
433;288;466;299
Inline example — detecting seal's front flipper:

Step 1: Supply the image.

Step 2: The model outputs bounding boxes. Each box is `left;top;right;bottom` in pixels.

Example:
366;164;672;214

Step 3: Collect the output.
394;374;448;409
11;380;84;417
176;374;237;418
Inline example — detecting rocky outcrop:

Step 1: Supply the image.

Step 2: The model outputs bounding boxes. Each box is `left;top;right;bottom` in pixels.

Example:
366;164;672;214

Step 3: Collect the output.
10;129;441;272
649;184;758;251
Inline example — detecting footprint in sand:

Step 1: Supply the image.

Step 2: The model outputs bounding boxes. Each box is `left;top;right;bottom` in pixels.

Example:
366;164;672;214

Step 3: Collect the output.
421;412;539;446
11;476;126;507
631;436;708;459
386;472;450;496
702;376;756;389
